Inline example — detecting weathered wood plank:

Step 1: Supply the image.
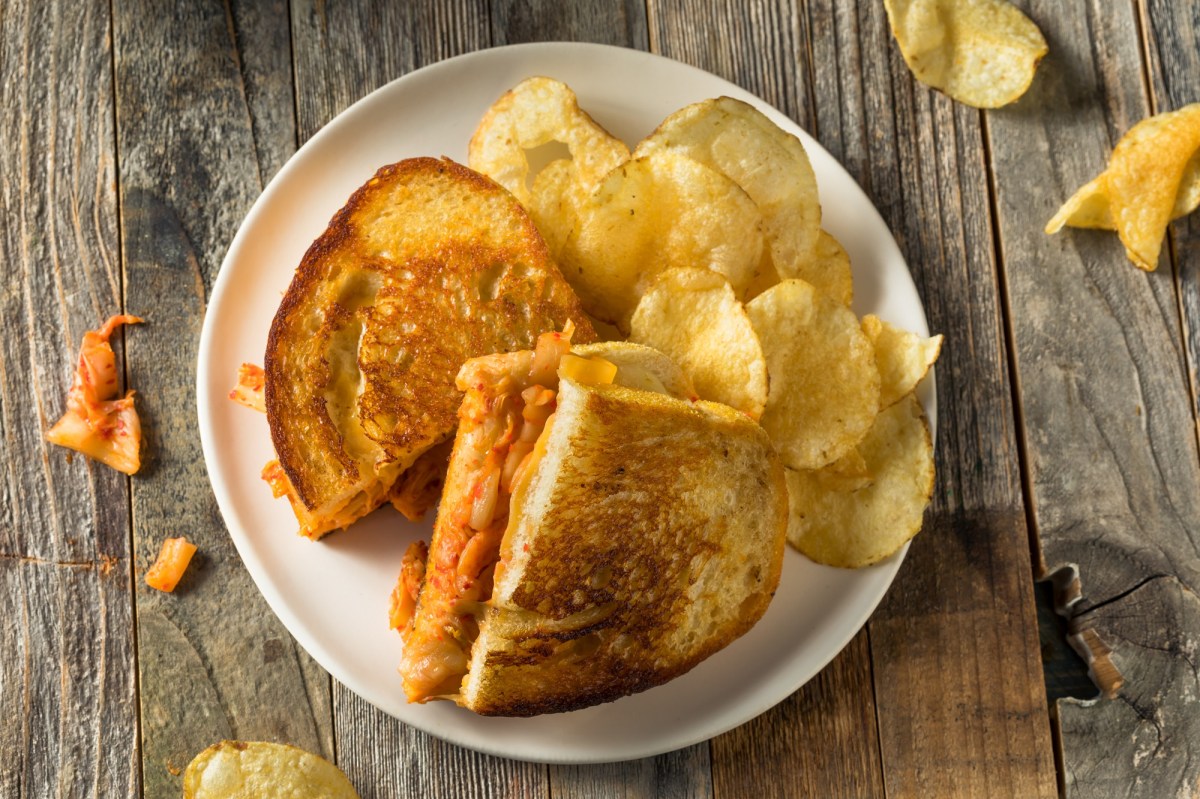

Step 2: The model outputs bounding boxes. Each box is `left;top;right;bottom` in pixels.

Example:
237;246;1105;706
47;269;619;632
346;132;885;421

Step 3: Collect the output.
490;0;649;48
1143;0;1200;438
229;0;297;186
712;633;884;799
1;560;139;798
649;0;808;125
651;1;1055;795
0;1;138;796
334;687;549;799
986;0;1200;795
291;0;491;144
644;2;888;796
549;746;711;799
813;1;1058;796
113;1;333;795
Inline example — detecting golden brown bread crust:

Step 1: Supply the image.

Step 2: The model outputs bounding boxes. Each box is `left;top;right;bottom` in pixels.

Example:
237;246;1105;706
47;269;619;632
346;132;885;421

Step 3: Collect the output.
463;379;787;716
265;157;594;537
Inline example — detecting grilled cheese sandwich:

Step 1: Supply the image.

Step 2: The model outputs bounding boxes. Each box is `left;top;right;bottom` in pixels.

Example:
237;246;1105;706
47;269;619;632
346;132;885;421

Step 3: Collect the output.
393;332;787;715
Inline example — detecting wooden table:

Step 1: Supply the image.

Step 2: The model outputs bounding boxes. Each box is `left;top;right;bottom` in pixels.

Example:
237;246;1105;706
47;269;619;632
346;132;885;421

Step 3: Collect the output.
4;1;1197;797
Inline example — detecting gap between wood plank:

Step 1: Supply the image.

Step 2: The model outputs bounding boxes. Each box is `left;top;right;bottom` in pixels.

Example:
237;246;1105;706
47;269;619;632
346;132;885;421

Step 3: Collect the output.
0;553;123;569
1132;0;1200;480
1049;704;1066;798
105;0;147;793
977;110;1046;579
287;0;302;151
864;624;888;799
977;103;1067;796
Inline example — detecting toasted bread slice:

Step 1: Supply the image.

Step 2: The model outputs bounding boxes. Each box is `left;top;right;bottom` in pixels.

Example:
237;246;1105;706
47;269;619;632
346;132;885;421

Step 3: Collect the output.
265;157;594;539
461;378;787;715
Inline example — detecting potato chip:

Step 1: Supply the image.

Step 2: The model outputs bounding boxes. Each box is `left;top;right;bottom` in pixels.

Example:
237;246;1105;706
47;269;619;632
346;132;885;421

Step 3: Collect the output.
183;740;359;799
635;97;821;277
562;150;767;329
743;230;853;305
816;446;874;493
797;230;854;306
572;341;697;400
746;279;880;469
884;0;1048;109
743;254;782;302
1045;103;1200;271
862;314;943;409
787;394;935;568
629;268;769;418
468;77;630;258
740;230;851;305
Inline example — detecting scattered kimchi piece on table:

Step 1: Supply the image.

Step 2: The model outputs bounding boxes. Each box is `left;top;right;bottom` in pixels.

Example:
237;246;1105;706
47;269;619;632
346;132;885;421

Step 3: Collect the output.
46;314;144;474
228;362;266;412
145;536;198;593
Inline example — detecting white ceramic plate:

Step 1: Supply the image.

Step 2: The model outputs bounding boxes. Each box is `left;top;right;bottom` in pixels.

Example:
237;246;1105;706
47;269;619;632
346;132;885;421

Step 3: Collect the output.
197;42;934;764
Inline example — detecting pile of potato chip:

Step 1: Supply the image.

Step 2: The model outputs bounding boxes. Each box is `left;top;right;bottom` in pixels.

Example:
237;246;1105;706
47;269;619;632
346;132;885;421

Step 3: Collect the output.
470;78;943;568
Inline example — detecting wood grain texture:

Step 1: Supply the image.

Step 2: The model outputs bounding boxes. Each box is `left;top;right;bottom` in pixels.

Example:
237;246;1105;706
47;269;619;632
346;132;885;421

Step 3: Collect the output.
1142;0;1200;598
291;0;491;143
549;736;711;796
0;1;138;796
649;0;806;124
331;686;550;799
113;1;333;796
1142;0;1200;447
712;633;883;799
549;746;710;799
491;0;649;47
986;0;1200;796
228;0;298;186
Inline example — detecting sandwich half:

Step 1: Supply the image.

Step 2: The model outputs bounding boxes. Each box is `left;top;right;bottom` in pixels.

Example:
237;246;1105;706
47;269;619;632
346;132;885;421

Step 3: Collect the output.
392;331;787;716
265;157;594;538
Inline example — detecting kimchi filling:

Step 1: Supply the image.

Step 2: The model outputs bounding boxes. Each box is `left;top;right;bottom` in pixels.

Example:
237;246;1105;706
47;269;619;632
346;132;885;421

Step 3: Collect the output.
228;363;266;412
394;322;651;702
46;314;144;475
389;439;454;522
